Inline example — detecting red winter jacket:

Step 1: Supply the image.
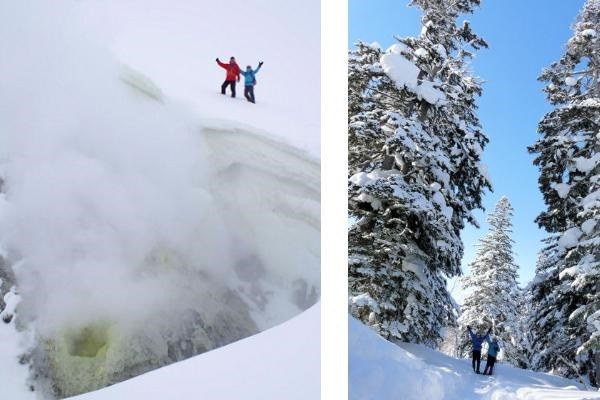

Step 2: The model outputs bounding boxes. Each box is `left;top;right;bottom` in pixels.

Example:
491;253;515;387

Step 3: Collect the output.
217;60;241;81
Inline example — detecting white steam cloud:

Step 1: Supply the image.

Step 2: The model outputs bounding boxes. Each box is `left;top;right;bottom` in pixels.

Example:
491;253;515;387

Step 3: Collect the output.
0;0;219;333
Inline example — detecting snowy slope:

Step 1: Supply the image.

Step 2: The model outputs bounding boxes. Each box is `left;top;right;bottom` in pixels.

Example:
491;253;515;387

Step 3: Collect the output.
68;303;320;400
349;316;600;400
76;0;320;156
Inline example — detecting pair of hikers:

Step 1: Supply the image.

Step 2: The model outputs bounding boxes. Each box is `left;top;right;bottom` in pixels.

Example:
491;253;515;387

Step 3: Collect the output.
467;325;500;376
216;56;263;103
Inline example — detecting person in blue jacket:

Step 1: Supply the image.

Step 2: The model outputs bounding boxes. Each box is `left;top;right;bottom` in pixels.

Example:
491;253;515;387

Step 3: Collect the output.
467;325;491;374
239;61;263;103
483;337;500;375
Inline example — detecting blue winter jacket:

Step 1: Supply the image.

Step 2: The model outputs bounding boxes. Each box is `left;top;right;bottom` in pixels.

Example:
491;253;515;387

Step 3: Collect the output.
487;339;500;358
239;65;262;86
468;328;489;352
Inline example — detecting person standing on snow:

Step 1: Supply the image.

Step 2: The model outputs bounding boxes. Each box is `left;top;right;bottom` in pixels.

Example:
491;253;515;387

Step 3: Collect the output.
483;337;500;376
239;61;264;103
216;56;241;97
467;325;491;374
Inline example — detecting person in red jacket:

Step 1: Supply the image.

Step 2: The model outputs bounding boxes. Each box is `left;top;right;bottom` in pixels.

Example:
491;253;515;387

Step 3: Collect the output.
216;56;241;98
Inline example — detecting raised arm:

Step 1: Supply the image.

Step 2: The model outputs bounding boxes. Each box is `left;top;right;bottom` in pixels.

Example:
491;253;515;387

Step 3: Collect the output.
484;328;492;341
216;58;228;69
254;61;264;74
467;325;475;341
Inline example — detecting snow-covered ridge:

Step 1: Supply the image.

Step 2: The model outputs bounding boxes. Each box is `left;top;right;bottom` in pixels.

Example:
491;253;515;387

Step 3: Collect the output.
76;0;320;157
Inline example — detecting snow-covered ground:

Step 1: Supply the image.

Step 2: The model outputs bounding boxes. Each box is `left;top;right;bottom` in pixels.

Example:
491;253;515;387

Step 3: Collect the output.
76;0;320;157
68;303;320;400
0;0;319;398
349;316;600;400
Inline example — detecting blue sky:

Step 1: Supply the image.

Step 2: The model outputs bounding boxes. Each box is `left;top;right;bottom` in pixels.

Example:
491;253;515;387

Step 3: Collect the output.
349;0;585;301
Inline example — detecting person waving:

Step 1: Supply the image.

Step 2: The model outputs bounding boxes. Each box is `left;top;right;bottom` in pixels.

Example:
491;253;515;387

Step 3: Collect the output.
216;56;241;98
239;61;264;103
467;325;491;374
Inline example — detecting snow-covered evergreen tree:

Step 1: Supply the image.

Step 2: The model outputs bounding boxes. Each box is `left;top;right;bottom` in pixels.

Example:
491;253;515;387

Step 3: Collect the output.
457;197;523;367
348;0;491;346
515;287;534;370
348;42;389;173
527;238;579;379
528;0;600;386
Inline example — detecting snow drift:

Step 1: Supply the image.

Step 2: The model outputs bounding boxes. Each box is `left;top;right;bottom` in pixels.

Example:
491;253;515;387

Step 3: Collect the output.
0;1;319;398
349;316;600;400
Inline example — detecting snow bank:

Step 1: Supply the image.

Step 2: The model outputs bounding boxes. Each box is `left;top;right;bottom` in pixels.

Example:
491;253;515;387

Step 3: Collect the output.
68;303;320;400
350;315;456;400
349;315;600;400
